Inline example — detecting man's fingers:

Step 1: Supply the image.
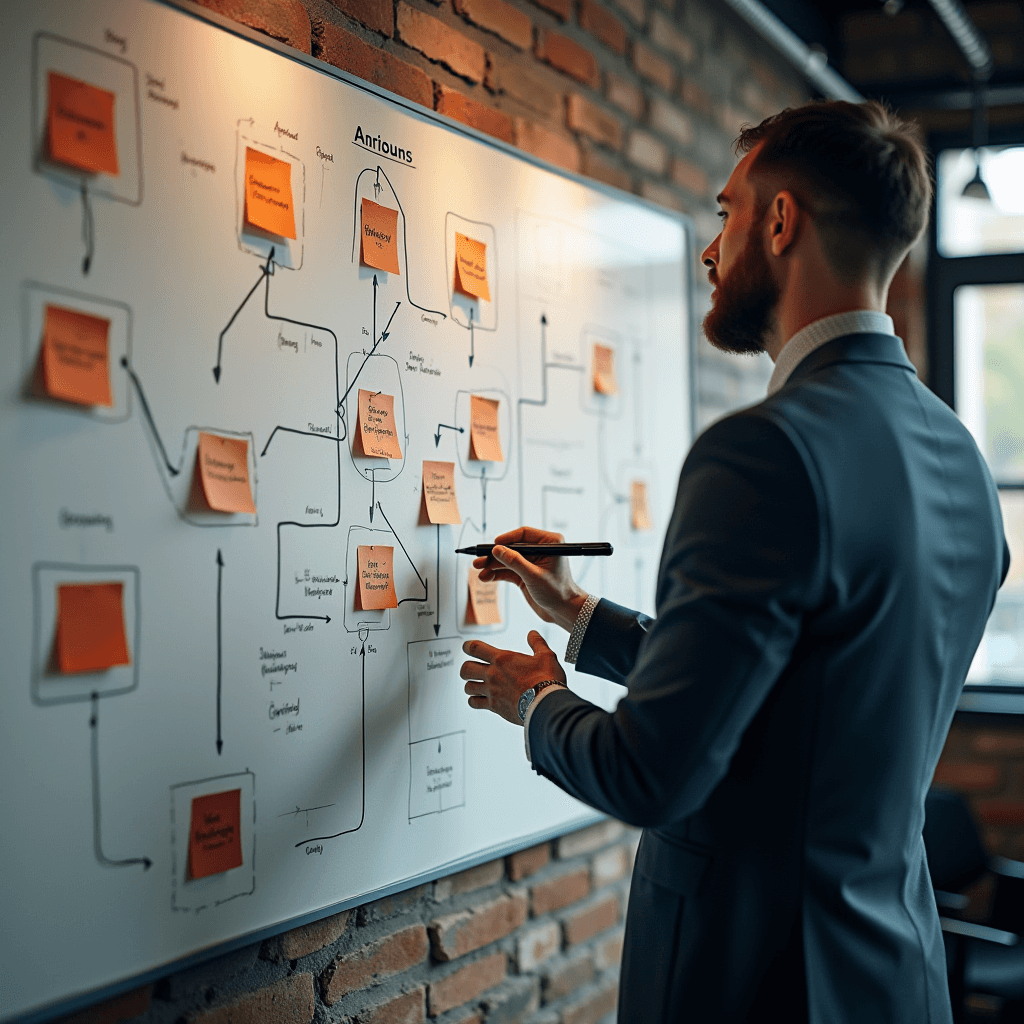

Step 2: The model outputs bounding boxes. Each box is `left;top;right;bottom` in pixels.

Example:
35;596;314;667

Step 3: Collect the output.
463;680;486;696
467;695;489;710
492;545;544;580
492;526;561;545
477;569;522;587
527;630;553;655
459;660;488;681
462;640;498;662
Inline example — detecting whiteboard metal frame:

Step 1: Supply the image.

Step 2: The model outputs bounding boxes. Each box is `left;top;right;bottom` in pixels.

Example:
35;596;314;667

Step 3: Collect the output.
10;4;699;1020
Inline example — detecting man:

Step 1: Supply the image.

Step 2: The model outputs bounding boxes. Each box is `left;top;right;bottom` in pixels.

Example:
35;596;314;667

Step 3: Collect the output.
459;101;1010;1022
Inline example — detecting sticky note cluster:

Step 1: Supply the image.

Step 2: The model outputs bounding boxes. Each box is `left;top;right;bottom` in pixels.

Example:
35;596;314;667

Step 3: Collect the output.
55;582;131;674
466;569;501;625
421;461;461;525
355;545;398;610
193;433;256;514
41;305;113;407
354;389;403;459
454;233;490;301
47;72;119;175
243;146;296;240
469;395;503;462
188;789;243;880
360;198;400;275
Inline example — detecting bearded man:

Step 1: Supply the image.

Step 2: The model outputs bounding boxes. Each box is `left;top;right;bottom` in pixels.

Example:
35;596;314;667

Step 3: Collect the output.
459;101;1010;1022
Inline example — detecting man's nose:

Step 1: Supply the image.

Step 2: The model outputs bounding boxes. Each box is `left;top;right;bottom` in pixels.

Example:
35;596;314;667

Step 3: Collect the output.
701;234;720;268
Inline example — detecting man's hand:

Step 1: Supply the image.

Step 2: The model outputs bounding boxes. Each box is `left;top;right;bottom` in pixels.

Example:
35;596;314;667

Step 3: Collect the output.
473;526;588;632
461;632;567;725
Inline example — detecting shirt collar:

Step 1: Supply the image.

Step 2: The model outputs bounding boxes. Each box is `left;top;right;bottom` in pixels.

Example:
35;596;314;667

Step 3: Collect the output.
766;310;895;397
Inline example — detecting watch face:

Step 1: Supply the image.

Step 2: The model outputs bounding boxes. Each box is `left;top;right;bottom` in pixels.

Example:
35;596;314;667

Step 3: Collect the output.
518;688;535;722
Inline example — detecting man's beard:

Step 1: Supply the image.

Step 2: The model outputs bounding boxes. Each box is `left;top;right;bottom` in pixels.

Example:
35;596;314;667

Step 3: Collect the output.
702;220;779;355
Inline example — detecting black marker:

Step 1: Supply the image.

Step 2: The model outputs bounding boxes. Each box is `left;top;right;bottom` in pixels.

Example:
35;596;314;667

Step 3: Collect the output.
455;543;613;558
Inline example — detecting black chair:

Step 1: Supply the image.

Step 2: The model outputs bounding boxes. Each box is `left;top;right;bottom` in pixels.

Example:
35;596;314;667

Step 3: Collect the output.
924;787;1024;1022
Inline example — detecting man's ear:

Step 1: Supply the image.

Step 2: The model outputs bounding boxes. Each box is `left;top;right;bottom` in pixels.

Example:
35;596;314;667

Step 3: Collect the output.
765;191;800;257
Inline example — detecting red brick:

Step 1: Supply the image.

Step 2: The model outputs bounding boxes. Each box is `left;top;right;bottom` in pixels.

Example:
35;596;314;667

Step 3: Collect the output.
649;96;694;145
563;895;620;946
561;981;619;1024
933;761;1004;793
322;925;430;1005
556;821;625;858
605;71;644;118
649;10;694;63
480;977;541;1021
531;867;591;915
639;179;684;210
679;77;714;118
262;909;351;962
514;118;581;172
971;731;1024;756
428;952;507;1016
328;0;393;37
313;22;433;108
187;974;315;1024
671;155;708;197
429;892;528;960
976;799;1024;828
434;857;505;901
625;129;667;174
515;919;561;971
535;29;600;87
579;0;627;55
632;41;674;92
445;1011;483;1024
567;94;623;149
486;56;562;117
582;146;632;191
396;3;486;83
611;0;646;26
542;951;596;1001
454;0;532;50
57;986;152;1024
434;85;515;143
593;929;624;971
339;987;426;1024
591;845;629;886
508;842;551;881
531;0;572;19
191;0;311;53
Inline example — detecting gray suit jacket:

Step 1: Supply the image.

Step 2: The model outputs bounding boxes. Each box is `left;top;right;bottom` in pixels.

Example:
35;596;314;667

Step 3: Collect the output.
529;334;1010;1023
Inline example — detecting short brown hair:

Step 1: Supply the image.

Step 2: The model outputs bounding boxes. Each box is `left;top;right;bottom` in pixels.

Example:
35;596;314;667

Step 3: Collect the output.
736;100;932;284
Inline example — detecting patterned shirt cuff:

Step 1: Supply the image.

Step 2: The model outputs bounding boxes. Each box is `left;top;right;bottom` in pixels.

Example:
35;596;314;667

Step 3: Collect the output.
564;594;599;665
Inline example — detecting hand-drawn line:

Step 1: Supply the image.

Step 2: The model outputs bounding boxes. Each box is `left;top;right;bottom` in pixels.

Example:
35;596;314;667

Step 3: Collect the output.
80;182;94;275
469;307;474;367
122;357;181;476
91;694;151;870
434;422;464;447
435;524;441;637
214;248;272;382
350;165;446;318
278;802;336;829
216;549;224;755
375;502;429;606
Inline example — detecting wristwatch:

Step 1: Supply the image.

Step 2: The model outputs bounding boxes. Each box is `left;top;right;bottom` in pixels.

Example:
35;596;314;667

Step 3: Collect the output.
518;680;563;723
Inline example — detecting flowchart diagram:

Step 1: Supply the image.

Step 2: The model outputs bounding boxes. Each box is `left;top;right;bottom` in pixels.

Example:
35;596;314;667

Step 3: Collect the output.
0;3;691;1019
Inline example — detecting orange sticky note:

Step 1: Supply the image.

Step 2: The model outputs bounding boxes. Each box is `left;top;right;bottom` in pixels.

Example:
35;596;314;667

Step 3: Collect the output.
469;395;503;462
188;789;243;880
361;198;400;275
243;147;296;240
47;72;119;175
355;545;398;610
466;568;501;625
421;461;461;525
195;433;256;513
354;389;403;460
454;233;490;301
55;582;131;674
41;305;113;407
593;343;618;395
631;480;652;531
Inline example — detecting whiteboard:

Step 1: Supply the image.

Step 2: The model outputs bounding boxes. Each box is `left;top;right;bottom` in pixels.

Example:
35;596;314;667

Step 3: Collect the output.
0;2;692;1019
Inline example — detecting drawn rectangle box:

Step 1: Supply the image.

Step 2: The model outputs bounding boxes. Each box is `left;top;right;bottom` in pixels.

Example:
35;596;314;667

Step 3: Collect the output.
171;771;255;913
21;283;132;424
409;733;465;819
31;563;140;706
32;33;142;205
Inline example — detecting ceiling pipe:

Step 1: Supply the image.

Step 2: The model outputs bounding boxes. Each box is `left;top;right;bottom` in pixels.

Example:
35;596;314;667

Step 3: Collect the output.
719;0;863;102
926;0;994;83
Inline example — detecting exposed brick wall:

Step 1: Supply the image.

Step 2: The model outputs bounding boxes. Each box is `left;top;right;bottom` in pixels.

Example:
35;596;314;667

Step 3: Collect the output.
57;822;637;1024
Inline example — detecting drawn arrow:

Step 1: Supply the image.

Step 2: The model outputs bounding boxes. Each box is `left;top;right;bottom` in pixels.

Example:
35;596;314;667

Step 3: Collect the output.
90;694;151;870
373;167;381;199
376;501;429;605
481;469;488;533
434;524;441;636
468;307;475;368
122;358;181;476
216;549;224;755
372;274;377;351
81;182;94;275
369;470;375;523
434;423;464;447
337;300;401;413
215;248;273;382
